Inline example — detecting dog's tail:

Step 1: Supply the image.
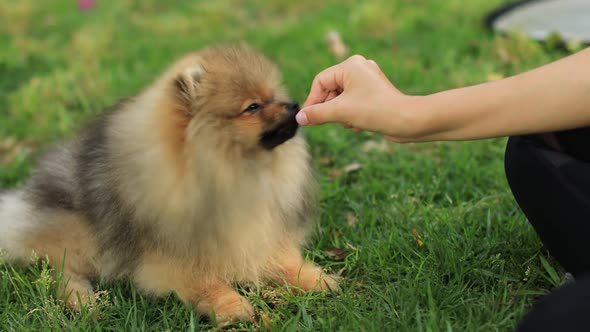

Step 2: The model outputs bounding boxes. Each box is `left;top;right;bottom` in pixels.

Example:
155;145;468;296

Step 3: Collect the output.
0;190;35;262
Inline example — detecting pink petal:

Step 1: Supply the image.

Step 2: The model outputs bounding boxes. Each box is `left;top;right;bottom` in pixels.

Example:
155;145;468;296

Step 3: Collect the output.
78;0;95;11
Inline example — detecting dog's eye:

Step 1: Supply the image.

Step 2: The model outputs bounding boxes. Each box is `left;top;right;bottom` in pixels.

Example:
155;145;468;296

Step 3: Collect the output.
243;103;260;114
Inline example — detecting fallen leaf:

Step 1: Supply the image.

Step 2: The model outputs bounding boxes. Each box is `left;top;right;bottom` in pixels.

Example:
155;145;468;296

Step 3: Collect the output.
329;169;342;181
362;139;390;153
346;212;358;227
412;229;424;247
352;279;364;289
325;30;348;59
325;247;349;261
344;163;363;173
345;242;357;250
319;157;333;166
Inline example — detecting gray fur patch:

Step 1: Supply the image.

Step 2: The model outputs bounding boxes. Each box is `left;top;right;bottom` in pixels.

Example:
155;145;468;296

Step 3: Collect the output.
75;101;150;277
25;144;78;211
19;100;149;278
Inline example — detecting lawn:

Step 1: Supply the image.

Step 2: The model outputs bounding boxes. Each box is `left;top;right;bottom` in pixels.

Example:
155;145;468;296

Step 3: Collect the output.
0;0;575;331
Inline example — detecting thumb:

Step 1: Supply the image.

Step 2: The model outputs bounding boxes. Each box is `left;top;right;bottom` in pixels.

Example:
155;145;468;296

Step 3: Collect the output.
296;99;341;126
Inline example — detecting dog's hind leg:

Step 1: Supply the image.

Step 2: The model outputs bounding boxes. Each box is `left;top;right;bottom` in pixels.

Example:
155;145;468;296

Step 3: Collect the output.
24;210;98;311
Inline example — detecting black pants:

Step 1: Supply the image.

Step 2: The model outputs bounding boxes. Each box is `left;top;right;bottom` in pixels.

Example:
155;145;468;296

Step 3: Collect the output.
504;128;590;331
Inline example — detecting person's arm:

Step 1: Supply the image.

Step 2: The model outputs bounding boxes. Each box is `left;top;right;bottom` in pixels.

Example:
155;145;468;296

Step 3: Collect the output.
297;48;590;142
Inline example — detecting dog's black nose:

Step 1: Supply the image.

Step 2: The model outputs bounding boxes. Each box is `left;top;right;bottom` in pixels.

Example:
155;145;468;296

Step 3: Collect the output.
285;102;300;113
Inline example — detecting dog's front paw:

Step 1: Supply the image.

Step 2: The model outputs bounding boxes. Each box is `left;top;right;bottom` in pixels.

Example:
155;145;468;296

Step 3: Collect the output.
282;262;340;293
198;290;255;324
313;273;340;292
213;293;255;324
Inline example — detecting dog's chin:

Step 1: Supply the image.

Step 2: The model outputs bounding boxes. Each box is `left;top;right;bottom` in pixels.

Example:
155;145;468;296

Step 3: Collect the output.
259;117;299;150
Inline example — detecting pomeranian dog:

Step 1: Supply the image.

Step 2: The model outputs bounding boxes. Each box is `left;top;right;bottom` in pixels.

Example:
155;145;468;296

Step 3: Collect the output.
0;44;337;323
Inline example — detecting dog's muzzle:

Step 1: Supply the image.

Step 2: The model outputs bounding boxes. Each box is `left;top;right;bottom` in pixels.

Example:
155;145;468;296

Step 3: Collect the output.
259;102;300;150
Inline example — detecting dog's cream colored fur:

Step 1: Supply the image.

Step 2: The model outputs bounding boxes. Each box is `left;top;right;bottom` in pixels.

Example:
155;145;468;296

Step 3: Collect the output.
0;44;337;323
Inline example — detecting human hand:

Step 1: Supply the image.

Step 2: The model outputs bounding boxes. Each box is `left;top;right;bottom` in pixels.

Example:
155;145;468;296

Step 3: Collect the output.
299;49;590;143
296;55;422;141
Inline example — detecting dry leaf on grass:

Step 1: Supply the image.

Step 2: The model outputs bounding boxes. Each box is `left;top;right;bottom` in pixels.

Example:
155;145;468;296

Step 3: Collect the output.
319;157;333;166
344;163;363;173
326;30;348;59
361;139;390;153
411;229;424;247
328;163;362;181
325;247;349;261
345;242;357;250
346;212;358;227
329;169;342;181
352;279;364;289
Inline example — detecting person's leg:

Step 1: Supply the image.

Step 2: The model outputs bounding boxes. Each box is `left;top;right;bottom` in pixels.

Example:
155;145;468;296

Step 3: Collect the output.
505;127;590;331
504;130;590;276
517;275;590;332
553;127;590;162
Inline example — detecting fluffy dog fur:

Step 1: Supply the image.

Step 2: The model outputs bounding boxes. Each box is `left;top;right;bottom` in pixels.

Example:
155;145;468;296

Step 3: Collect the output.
0;44;337;323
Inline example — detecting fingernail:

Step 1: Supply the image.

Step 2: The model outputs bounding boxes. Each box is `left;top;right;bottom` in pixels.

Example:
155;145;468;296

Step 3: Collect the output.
296;111;309;125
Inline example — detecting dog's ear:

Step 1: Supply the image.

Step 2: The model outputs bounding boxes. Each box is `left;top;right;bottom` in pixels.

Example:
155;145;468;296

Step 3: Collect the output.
173;64;204;107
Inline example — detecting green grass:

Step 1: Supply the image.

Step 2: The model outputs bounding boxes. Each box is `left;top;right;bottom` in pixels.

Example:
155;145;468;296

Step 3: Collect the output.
0;0;575;330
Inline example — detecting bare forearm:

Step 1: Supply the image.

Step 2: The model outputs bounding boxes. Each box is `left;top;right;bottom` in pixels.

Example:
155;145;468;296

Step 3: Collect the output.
409;48;590;142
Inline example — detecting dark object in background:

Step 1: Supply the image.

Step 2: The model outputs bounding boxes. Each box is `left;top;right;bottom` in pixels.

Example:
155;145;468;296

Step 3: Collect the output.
486;0;590;44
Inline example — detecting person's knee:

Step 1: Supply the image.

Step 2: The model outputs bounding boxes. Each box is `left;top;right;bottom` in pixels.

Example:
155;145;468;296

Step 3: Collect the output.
504;134;590;276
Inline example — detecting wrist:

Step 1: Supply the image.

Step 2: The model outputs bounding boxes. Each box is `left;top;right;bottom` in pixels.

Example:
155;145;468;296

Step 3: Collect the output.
385;94;436;142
